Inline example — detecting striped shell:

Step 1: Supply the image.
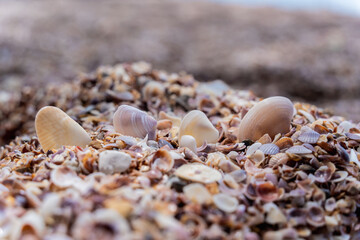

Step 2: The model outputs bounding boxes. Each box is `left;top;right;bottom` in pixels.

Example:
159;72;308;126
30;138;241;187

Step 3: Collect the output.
35;106;91;152
238;96;294;142
259;143;280;155
286;145;312;154
298;130;320;144
113;105;157;140
179;110;219;147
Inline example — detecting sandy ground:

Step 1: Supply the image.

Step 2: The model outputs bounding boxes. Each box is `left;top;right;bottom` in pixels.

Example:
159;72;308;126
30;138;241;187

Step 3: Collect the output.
0;0;359;120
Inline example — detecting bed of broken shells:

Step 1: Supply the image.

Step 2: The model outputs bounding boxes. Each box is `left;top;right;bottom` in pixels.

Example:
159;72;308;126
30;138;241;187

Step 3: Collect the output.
1;62;360;240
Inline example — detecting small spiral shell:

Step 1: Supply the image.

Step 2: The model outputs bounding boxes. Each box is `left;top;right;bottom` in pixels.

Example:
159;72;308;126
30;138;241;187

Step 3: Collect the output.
113;105;157;140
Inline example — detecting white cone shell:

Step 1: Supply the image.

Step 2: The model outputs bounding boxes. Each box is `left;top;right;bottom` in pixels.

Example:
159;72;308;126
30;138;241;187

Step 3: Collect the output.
179;110;219;147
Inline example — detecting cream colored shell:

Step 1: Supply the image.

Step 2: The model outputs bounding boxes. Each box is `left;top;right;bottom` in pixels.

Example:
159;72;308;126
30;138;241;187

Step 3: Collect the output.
179;110;219;147
35;106;91;152
238;96;293;142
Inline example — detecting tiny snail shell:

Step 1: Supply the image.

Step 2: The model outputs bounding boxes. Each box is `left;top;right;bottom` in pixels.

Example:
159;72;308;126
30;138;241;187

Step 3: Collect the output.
238;96;294;142
35;106;91;152
179;110;219;147
179;135;197;153
113;105;157;140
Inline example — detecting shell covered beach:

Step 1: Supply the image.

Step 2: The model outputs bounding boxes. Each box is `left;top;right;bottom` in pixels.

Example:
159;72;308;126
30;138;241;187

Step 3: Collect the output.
0;62;359;239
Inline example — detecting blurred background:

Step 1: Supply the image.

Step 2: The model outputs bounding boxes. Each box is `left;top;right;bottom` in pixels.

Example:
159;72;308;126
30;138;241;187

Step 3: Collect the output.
0;0;360;120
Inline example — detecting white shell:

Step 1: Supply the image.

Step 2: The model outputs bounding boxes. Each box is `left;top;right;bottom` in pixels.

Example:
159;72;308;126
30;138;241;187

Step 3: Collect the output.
35;106;91;152
113;105;157;140
238;96;294;141
179;135;197;153
50;167;80;188
183;183;212;204
179;110;219;147
11;211;45;240
174;163;221;184
99;150;132;174
213;193;239;213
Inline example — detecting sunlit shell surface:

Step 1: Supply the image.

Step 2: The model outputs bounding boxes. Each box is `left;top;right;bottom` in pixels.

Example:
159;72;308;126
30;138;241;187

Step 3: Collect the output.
35;106;91;152
174;163;222;184
113;105;157;140
238;96;294;142
179;110;219;147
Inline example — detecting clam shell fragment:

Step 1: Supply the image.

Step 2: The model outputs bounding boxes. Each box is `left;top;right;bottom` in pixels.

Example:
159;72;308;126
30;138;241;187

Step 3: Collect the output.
238;96;294;142
174;163;221;184
113;105;157;140
35;106;91;152
179;110;219;147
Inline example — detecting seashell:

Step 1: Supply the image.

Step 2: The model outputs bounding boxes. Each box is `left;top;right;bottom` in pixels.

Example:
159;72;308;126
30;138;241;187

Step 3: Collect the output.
197;80;229;97
238;96;293;142
314;165;333;183
151;149;174;172
179;110;219;147
306;202;325;227
250;150;265;165
324;197;336;212
331;171;348;183
350;149;360;168
213;193;239;213
174;163;221;184
286;145;312;155
11;210;45;240
159;111;181;127
157;119;172;130
287;208;307;226
259;143;279;155
263;228;298;240
298;130;320;144
337;121;353;133
72;208;129;239
113;105;157;140
218;158;241;173
274;137;293;149
264;203;287;224
298;109;315;123
256;182;279;202
246;142;262;156
50;167;80;188
229;169;247;183
179;135;197;153
142;81;165;101
183;183;212;204
35;106;91;152
258;133;272;144
269;153;289;167
98;150;132;174
345;132;360;141
314;124;329;134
